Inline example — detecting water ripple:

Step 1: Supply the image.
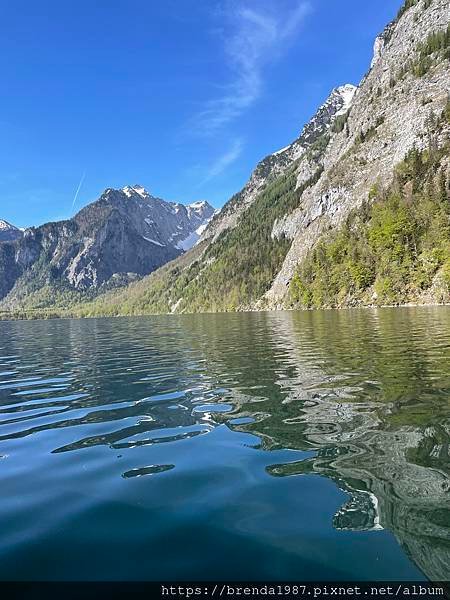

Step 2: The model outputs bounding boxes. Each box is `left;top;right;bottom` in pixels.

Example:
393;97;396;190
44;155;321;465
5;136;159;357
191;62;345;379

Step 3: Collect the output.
0;309;449;580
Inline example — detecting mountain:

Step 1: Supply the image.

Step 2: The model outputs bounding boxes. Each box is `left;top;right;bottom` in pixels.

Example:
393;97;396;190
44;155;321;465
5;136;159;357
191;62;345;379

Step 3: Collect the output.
204;84;357;243
0;187;213;309
120;185;213;251
2;0;450;318
79;0;449;317
0;219;22;243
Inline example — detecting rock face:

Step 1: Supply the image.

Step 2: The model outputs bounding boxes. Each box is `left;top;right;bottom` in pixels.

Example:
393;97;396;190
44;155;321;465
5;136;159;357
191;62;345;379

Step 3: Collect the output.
119;185;214;251
223;0;448;311
0;220;22;243
370;22;396;69
3;0;450;315
203;84;357;243
265;0;450;306
0;186;213;306
64;0;449;318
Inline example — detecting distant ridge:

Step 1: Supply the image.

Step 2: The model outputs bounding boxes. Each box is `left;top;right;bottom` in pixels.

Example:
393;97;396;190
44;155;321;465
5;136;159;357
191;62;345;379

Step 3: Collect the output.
0;187;213;309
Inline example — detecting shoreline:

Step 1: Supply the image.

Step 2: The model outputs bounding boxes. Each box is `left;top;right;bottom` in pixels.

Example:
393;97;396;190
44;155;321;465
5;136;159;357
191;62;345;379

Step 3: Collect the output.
1;301;449;323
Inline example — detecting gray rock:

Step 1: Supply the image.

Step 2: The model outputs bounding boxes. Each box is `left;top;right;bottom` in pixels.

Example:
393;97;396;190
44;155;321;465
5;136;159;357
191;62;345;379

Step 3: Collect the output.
202;84;357;243
0;186;214;306
0;219;22;243
265;0;450;305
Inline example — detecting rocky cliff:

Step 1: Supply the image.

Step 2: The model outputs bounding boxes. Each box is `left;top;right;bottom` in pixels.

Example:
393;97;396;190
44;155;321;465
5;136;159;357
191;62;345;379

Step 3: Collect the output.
2;0;449;318
204;84;356;243
68;0;449;319
266;0;450;307
0;220;22;243
0;187;213;309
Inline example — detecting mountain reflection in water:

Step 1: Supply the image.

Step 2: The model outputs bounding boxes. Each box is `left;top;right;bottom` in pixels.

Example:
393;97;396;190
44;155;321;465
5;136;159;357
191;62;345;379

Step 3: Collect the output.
212;308;450;581
0;308;448;581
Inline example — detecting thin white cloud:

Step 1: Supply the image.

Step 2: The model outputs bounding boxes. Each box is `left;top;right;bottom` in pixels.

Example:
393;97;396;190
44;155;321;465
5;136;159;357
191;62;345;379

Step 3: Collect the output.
190;0;311;137
198;139;244;186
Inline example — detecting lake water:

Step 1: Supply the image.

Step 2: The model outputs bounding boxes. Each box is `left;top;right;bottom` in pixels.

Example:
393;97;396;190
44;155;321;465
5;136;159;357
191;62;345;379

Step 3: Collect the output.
0;308;449;581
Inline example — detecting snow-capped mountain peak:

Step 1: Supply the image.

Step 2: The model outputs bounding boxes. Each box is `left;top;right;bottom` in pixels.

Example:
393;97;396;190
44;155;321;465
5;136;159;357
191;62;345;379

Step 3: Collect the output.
299;83;357;141
0;219;13;231
186;200;214;221
270;84;357;158
180;200;215;248
203;83;357;242
0;219;23;242
188;201;208;210
0;187;216;296
333;84;357;116
122;184;151;199
104;185;214;253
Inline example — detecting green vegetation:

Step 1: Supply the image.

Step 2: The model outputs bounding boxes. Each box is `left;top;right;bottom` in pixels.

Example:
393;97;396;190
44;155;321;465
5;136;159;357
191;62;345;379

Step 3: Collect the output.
118;163;323;313
289;122;450;309
394;24;450;82
37;152;325;318
396;0;432;21
412;23;450;76
396;0;420;20
306;134;330;161
331;112;350;134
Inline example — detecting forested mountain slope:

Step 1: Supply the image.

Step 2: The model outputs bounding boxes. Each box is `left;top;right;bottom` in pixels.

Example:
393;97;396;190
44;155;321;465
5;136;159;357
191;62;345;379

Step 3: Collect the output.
2;0;449;319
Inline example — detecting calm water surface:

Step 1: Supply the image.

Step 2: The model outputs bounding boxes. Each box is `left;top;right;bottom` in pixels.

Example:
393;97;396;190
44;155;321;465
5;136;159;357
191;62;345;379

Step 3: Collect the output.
0;308;449;581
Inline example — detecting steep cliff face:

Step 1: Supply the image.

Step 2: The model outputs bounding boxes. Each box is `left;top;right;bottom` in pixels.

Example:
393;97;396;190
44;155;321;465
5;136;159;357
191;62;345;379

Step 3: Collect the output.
0;187;213;309
203;84;356;243
2;0;448;317
266;0;450;306
80;0;449;318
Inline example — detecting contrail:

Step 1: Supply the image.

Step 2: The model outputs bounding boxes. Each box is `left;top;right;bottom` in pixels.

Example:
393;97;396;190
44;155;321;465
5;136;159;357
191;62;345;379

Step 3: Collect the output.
71;172;86;212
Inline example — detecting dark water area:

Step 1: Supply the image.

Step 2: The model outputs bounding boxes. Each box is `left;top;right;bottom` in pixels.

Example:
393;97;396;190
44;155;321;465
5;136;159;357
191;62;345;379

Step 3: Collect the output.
0;308;449;581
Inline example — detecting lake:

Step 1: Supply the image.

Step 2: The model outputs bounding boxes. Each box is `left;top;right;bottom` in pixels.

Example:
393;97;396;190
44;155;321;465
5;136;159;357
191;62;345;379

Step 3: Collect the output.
0;308;449;581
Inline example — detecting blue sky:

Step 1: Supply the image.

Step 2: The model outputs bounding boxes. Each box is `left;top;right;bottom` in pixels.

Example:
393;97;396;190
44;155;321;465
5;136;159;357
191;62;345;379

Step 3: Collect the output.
0;0;401;228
